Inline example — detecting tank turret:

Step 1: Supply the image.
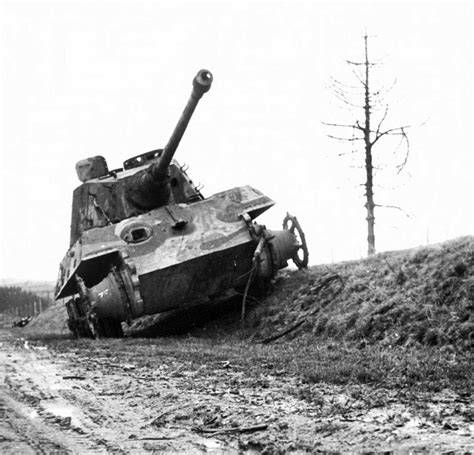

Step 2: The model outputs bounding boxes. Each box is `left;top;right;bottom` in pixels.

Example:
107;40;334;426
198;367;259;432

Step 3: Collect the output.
69;70;212;245
126;69;213;209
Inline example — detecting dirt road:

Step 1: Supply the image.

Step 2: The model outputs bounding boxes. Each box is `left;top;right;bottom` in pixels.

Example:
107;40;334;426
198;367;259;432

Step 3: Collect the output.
1;328;472;453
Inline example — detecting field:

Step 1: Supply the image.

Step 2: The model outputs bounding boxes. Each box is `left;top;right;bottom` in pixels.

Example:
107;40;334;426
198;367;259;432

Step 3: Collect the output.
1;237;472;453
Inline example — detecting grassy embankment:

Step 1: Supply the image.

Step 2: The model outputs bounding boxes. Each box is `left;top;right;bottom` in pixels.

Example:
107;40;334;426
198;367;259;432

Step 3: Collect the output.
243;236;473;392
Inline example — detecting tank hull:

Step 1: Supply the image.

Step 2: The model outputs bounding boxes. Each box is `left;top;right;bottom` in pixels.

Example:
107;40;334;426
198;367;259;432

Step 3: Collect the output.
57;186;307;337
56;185;275;300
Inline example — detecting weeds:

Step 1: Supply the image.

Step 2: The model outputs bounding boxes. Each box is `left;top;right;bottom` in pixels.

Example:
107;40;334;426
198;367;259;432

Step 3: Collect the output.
44;335;472;394
252;236;474;352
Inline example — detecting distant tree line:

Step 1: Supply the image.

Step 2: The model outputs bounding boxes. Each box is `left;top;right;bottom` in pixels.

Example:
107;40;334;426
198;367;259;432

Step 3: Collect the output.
0;286;50;314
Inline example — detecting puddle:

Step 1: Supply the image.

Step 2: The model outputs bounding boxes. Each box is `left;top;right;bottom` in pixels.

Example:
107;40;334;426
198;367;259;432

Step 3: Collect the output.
200;437;240;453
41;399;82;427
201;439;223;450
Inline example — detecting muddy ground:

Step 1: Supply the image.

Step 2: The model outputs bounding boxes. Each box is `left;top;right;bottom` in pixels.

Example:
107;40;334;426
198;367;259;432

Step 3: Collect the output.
1;327;472;454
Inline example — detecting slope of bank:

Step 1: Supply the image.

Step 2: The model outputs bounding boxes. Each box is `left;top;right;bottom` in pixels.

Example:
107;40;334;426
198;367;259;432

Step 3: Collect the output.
250;236;473;351
20;302;69;337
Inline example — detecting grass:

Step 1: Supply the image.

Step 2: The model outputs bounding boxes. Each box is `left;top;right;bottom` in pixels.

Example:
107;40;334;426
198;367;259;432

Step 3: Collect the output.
31;333;472;395
291;343;471;392
250;236;474;352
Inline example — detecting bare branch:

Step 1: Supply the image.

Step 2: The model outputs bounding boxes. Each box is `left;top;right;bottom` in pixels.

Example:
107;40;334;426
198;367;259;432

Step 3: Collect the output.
351;68;366;87
330;84;357;101
375;204;412;218
326;134;364;142
395;128;410;174
384;77;398;93
371;97;390;110
328;81;358;98
371;55;386;65
322;121;354;128
332;91;364;109
375;203;402;210
346;60;378;67
371;124;412;146
337;149;361;157
329;83;361;99
368;79;397;103
346;59;364;66
375;105;389;137
354;120;365;131
322;121;365;131
330;76;360;91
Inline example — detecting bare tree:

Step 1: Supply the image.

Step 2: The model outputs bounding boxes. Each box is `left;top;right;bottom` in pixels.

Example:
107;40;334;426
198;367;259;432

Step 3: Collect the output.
324;34;411;256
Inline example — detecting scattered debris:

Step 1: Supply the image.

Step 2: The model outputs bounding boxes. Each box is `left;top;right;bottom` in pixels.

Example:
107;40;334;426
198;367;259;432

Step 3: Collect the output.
195;423;268;436
12;317;32;328
261;320;306;344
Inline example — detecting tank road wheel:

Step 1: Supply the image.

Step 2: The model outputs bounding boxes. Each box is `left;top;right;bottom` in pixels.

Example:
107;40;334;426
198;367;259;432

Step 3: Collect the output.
66;297;95;338
84;309;124;339
96;319;124;338
83;311;124;339
283;213;309;269
65;298;80;337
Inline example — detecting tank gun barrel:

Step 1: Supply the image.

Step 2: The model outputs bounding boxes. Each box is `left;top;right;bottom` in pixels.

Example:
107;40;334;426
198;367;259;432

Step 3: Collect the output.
151;69;213;181
125;69;213;209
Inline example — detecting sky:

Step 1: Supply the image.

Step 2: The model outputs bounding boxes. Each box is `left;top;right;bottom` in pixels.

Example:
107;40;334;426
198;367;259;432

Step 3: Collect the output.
0;0;472;282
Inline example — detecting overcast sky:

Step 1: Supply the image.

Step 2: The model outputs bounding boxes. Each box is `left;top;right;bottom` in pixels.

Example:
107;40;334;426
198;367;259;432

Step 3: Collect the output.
0;0;472;282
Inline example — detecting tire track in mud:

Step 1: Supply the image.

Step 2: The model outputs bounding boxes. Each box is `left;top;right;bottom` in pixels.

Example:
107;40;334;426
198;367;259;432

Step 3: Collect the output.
0;333;237;453
0;394;68;454
1;330;473;453
0;337;123;453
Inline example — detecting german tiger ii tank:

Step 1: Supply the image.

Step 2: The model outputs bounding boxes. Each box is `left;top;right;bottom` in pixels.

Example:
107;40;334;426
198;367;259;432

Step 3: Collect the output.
55;69;309;338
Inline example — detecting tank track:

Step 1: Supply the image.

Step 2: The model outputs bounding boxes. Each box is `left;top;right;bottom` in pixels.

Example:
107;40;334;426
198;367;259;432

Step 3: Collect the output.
65;297;94;338
65;296;124;339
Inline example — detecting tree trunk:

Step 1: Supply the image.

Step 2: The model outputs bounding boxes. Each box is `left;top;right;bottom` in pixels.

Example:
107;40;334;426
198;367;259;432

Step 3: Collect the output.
363;34;376;256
